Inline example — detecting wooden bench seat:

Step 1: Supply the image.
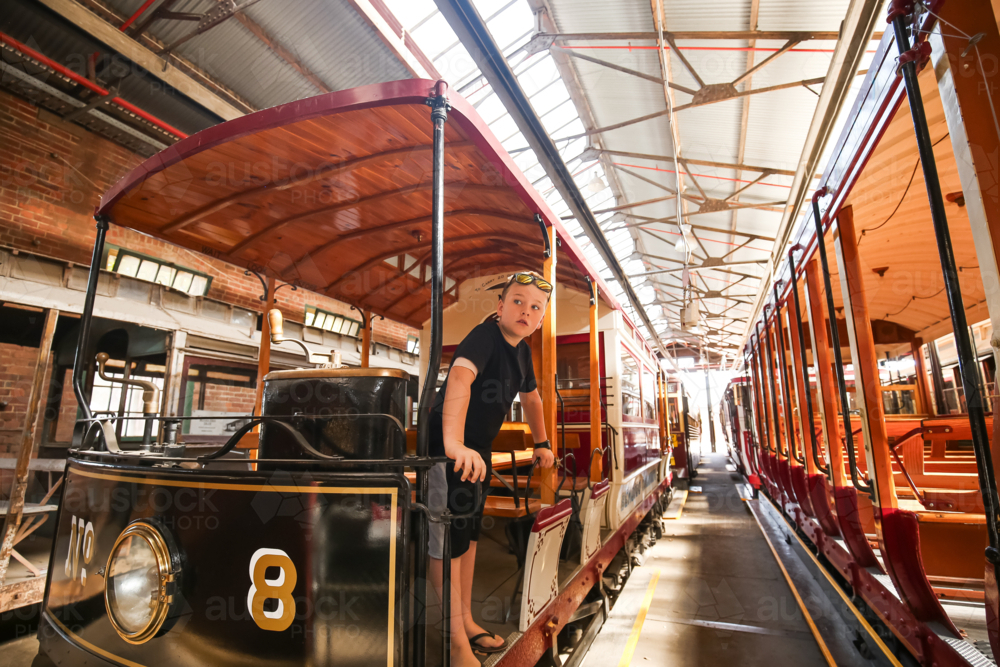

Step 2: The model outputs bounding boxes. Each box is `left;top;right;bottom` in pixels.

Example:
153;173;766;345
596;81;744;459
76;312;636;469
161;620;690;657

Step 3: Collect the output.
490;475;590;491
483;496;542;518
897;498;987;523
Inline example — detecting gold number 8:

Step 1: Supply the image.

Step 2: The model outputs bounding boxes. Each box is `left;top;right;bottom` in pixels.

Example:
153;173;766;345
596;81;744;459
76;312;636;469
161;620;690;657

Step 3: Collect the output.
247;548;297;631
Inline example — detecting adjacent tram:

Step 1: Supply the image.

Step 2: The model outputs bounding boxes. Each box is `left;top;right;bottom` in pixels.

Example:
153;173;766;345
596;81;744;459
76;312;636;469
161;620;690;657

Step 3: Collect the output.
34;79;679;667
725;4;1000;665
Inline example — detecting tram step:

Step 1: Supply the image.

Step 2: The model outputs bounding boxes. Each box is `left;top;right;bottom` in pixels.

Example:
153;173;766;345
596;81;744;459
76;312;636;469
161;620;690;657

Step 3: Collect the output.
943;636;995;667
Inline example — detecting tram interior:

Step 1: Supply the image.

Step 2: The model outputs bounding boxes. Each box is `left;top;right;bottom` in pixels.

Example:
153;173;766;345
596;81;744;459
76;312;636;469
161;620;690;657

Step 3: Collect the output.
789;61;992;644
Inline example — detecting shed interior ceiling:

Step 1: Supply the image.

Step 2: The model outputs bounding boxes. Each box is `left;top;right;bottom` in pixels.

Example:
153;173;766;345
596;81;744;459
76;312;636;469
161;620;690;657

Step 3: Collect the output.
0;0;893;362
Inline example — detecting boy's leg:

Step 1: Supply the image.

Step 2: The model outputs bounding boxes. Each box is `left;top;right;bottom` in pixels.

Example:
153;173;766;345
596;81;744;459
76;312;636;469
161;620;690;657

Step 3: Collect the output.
460;542;504;648
429;556;479;667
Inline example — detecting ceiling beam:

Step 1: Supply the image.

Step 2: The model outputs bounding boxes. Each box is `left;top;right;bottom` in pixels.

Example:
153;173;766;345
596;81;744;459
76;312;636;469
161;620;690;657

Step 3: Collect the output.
345;0;439;79
562;50;698;96
539;30;877;41
38;0;248;119
602;148;798;177
227;5;332;93
434;0;671;358
738;0;885;362
728;0;759;253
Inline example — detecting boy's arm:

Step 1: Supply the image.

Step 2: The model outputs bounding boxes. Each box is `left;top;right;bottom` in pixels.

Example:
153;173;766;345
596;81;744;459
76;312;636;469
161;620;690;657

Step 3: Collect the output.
519;390;555;467
442;365;488;482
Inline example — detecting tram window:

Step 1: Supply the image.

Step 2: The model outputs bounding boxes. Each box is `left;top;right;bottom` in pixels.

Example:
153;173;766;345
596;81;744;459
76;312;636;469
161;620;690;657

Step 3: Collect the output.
106;246;212;297
89;358;165;439
305;306;362;337
642;367;655;420
621;349;641;418
407;335;419;354
178;358;256;442
556;342;589;387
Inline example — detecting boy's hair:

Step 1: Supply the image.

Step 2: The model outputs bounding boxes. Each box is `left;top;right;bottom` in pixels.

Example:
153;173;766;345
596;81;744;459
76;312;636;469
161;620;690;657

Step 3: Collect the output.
499;270;552;303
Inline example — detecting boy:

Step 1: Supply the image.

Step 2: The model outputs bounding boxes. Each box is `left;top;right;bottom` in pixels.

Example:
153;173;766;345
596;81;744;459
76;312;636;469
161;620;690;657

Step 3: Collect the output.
428;271;556;666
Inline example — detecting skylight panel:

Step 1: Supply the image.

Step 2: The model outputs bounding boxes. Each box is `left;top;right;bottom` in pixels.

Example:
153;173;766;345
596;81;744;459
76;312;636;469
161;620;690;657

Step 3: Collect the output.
519;56;559;95
530;80;570;117
476;94;507;124
410;12;456;51
484;1;533;48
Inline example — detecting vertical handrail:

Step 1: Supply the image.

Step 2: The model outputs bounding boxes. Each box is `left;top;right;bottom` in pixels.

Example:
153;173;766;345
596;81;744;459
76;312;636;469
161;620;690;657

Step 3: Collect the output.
753;327;775;454
890;12;1000;561
810;191;872;495
762;307;787;457
789;249;829;475
772;283;803;464
414;81;450;667
72;215;110;422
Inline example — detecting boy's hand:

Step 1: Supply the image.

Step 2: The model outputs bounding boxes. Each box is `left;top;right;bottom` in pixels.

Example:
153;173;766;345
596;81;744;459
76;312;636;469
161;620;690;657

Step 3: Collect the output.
449;445;487;482
533;447;555;468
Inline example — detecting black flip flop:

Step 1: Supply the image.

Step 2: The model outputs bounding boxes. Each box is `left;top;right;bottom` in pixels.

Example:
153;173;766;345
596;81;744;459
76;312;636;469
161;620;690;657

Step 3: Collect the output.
469;631;507;654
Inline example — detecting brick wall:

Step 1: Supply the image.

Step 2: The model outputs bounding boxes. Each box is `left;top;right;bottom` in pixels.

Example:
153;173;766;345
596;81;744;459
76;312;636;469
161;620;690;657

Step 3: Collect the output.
0;342;38;454
192;382;257;414
0;88;418;351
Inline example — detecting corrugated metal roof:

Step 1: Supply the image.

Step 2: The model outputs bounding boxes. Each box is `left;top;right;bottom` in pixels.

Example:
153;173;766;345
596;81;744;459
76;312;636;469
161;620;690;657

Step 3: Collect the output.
1;0;222;135
102;0;413;109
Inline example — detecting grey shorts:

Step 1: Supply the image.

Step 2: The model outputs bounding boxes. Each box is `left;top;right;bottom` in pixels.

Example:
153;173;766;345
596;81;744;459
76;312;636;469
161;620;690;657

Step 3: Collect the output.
427;461;490;559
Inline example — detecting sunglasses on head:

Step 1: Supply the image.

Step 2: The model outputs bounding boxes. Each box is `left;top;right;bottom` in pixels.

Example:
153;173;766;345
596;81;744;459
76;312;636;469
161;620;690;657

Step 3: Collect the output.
509;272;552;293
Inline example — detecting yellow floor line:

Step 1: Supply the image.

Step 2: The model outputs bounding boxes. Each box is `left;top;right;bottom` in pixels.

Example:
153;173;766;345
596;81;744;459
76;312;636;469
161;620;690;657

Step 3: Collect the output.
747;503;838;667
759;497;904;667
663;489;688;520
618;569;661;667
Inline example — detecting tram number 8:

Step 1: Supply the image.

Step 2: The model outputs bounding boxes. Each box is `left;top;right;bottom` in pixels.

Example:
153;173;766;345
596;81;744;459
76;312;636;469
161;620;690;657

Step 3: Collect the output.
247;548;298;631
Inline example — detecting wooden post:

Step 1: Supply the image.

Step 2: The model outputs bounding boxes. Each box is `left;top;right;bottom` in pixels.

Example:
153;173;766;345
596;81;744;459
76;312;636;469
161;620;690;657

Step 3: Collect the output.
786;295;817;475
765;318;788;458
0;308;58;587
834;206;896;509
657;371;667;454
541;226;558;505
663;372;672;444
755;339;776;454
250;276;276;462
589;283;602;483
804;259;842;482
911;339;933;415
361;308;372;368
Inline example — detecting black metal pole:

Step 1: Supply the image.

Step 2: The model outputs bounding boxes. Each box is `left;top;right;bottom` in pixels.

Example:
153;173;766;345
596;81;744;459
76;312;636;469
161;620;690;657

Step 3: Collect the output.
753;327;774;454
788;248;830;475
772;284;802;463
891;14;1000;558
810;194;871;494
744;348;764;473
681;394;692;478
788;250;829;475
704;368;716;453
441;511;452;667
72;215;110;422
414;83;449;667
762;309;786;458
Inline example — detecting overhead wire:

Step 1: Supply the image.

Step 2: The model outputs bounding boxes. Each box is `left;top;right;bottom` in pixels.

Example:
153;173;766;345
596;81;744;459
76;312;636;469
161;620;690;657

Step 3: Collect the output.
856;133;949;245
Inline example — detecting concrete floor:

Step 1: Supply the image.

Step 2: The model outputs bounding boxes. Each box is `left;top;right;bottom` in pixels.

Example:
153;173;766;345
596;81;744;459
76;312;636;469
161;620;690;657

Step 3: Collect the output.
0;636;38;667
584;453;831;667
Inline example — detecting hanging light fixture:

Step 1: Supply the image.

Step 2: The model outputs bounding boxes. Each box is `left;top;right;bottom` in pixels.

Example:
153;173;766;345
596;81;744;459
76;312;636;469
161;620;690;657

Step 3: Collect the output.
586;171;606;195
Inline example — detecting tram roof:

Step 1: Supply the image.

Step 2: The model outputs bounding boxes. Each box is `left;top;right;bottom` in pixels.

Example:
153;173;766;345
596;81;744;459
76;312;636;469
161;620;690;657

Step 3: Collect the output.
97;79;619;328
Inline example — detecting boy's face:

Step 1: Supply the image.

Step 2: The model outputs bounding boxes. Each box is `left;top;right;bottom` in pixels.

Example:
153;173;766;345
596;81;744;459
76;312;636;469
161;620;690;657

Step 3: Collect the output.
496;282;549;340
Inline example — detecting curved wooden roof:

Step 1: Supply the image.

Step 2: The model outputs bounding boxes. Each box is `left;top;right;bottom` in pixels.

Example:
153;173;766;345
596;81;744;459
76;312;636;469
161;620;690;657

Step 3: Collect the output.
98;79;617;327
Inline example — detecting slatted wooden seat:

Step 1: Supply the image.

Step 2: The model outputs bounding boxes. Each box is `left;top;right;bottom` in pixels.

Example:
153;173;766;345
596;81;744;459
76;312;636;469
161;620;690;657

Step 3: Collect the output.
484;496;543;518
484;423;539;519
490;433;585;490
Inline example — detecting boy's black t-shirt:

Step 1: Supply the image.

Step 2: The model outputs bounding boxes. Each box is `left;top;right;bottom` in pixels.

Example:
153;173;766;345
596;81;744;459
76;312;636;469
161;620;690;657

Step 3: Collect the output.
430;319;537;458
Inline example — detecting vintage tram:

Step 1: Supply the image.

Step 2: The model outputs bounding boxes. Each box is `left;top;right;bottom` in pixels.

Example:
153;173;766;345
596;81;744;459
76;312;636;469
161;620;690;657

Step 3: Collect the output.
725;3;1000;666
32;79;681;667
